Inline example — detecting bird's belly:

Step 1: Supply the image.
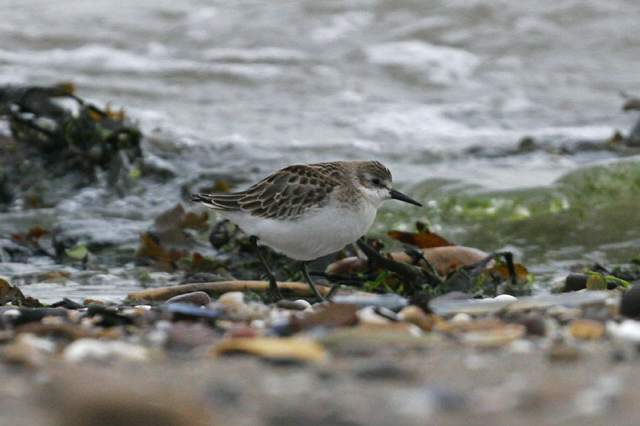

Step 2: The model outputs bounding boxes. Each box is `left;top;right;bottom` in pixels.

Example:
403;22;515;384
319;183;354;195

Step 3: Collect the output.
225;205;376;261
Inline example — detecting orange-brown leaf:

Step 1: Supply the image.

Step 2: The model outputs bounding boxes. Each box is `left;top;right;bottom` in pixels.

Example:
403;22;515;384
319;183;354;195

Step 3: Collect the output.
137;233;186;270
488;263;529;283
26;226;49;241
387;229;453;249
181;211;209;231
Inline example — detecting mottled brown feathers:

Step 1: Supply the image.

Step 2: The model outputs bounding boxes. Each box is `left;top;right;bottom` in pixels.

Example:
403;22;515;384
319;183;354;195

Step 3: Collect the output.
193;162;358;219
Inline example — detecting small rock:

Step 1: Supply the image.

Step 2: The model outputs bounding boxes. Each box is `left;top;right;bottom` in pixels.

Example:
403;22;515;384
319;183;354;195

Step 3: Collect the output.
164;303;221;322
564;274;588;292
398;305;435;331
2;309;20;319
620;283;640;318
357;306;391;325
608;320;640;343
217;292;245;308
289;303;358;332
276;299;310;311
226;324;260;339
548;341;581;362
451;313;471;324
213;337;327;363
568;319;605;340
515;314;547;337
460;324;525;349
166;322;217;349
167;291;211;306
294;299;312;309
331;293;407;311
134;305;152;311
494;294;517;302
354;361;415;381
64;339;150;363
3;333;56;367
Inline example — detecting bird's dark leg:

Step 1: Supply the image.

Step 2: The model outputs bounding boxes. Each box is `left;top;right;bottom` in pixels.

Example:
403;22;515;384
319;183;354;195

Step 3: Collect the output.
249;236;282;301
301;262;326;302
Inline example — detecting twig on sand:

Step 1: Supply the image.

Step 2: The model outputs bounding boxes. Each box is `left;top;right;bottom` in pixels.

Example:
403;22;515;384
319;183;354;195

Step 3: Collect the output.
126;280;332;302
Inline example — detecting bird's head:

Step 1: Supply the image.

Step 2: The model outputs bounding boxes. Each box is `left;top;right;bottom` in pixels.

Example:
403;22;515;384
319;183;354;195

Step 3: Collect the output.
354;161;422;208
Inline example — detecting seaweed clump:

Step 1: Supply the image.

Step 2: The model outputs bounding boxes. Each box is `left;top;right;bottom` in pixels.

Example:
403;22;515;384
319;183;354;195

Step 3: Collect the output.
0;83;143;206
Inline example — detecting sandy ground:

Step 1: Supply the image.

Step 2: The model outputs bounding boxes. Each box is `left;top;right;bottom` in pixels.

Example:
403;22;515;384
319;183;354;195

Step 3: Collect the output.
0;334;638;426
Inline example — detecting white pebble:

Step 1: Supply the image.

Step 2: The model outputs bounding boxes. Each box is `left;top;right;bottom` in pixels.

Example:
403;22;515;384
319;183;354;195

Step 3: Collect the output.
294;299;312;310
63;339;150;363
509;339;534;354
218;292;245;308
2;309;20;318
451;313;471;324
608;320;640;343
134;305;152;310
356;306;391;325
494;294;518;302
18;333;56;353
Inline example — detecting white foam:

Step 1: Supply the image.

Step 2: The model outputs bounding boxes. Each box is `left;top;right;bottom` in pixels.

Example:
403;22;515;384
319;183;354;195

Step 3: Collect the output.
365;40;479;85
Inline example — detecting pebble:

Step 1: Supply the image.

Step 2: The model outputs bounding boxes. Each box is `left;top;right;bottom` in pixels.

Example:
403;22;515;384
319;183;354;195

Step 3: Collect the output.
217;292;245;308
3;334;56;367
64;339;150;363
568;319;605;340
164;303;221;321
276;299;311;311
166;291;211;306
516;314;547;337
607;320;640;343
133;305;152;311
354;361;415;381
331;293;408;311
619;283;640;318
451;313;471;324
548;341;581;362
564;273;588;292
494;294;517;302
357;306;391;325
2;309;20;318
294;299;312;310
460;324;525;349
398;305;435;331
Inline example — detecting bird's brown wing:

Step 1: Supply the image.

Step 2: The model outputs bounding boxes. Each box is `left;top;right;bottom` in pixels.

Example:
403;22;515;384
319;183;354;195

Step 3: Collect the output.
193;164;343;219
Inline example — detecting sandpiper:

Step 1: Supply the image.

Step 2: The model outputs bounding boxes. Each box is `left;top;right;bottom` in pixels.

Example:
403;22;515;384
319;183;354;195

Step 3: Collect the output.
192;160;422;301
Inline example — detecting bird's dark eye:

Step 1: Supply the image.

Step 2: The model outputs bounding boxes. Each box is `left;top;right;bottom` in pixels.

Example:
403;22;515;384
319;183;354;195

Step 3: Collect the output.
372;178;381;186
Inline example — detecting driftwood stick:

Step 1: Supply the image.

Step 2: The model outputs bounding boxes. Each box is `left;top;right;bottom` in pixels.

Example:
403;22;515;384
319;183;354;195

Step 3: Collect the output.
127;280;332;302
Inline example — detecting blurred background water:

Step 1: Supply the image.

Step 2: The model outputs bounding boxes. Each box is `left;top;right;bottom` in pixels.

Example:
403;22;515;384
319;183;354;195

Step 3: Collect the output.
1;0;639;300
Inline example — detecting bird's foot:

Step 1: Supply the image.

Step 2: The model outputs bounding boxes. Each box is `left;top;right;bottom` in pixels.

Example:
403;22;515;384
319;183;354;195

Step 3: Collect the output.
267;275;283;302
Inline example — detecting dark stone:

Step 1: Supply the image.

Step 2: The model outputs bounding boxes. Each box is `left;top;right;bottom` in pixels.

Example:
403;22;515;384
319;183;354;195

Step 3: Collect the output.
330;293;407;311
50;298;84;309
620;282;640;318
86;305;134;327
424;386;468;411
564;274;588;292
276;300;309;311
517;314;546;337
167;291;211;306
164;303;222;323
354;362;414;381
8;307;69;326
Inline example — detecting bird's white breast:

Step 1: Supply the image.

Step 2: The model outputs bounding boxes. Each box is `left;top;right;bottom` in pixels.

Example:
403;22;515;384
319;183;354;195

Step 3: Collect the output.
222;202;377;261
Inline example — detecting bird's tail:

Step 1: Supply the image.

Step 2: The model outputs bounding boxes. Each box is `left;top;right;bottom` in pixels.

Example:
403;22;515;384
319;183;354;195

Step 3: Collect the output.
191;192;242;211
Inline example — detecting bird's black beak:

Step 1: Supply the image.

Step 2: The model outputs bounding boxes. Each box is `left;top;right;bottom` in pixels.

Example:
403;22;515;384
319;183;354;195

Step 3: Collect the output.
389;189;422;207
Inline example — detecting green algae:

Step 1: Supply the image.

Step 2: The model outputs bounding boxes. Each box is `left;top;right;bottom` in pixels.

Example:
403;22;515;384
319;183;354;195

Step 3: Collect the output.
375;159;640;288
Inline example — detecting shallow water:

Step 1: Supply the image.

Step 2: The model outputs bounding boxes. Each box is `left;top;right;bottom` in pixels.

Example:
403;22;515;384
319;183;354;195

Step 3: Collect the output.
1;0;639;301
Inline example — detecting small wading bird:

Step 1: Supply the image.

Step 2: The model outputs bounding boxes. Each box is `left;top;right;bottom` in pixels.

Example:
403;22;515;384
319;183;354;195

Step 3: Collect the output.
192;161;422;301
